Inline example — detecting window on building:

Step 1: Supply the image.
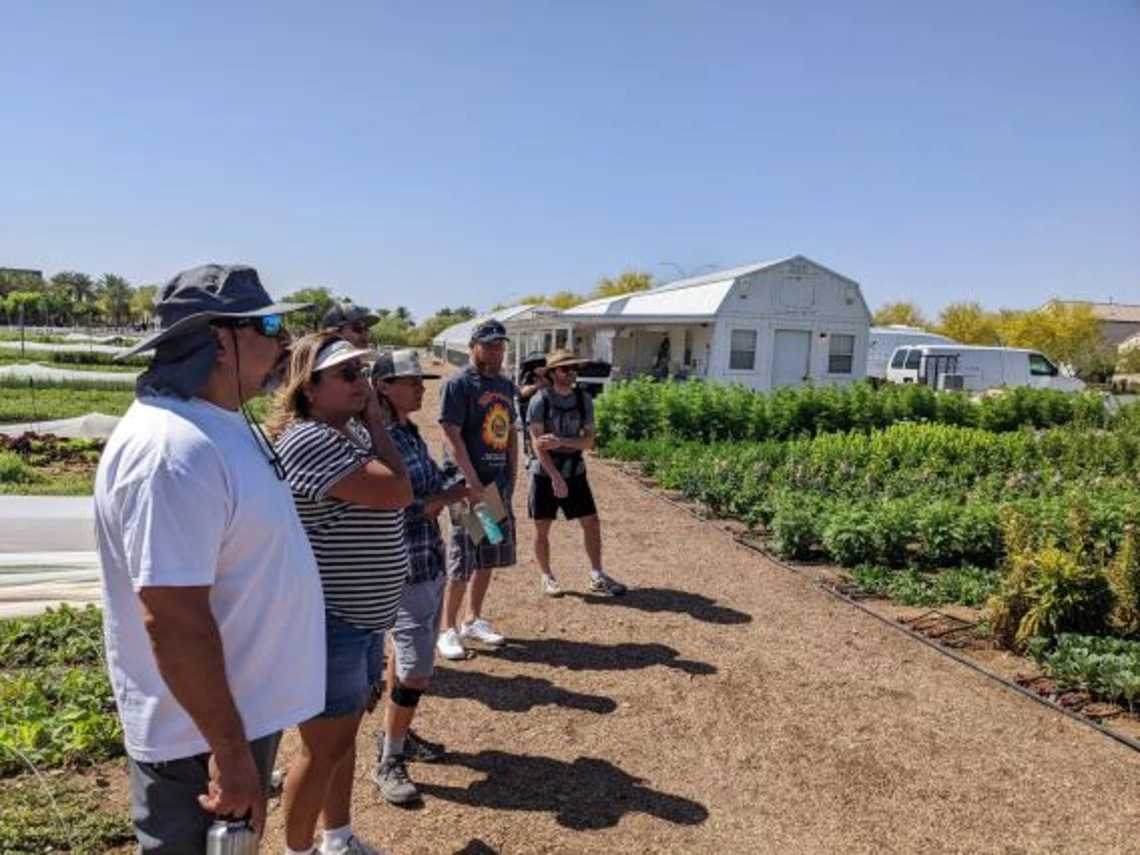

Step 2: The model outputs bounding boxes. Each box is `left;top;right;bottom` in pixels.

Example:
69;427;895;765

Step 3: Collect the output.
555;329;568;349
828;334;855;374
729;329;757;370
542;332;553;352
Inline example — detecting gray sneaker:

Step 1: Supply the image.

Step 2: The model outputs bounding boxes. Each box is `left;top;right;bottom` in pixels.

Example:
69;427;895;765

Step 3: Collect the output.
371;755;420;806
588;571;627;596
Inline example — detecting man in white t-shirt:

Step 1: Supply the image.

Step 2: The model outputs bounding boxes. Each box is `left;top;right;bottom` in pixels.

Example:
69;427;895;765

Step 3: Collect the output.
94;264;326;852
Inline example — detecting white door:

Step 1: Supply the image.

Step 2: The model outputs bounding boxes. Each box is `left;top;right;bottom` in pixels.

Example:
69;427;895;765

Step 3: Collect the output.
772;330;812;387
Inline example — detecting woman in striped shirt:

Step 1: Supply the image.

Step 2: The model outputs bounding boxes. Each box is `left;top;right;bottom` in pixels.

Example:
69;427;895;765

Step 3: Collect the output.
268;333;412;855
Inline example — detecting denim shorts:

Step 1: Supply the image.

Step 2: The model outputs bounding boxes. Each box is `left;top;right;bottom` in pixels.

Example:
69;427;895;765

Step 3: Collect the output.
320;612;385;719
390;575;445;681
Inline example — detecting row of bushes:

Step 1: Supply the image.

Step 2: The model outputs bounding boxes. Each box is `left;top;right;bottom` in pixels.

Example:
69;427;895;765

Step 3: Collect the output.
595;378;1131;445
604;423;1140;527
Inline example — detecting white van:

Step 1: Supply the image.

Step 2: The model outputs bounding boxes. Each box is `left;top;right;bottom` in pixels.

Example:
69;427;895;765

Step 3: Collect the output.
867;326;956;379
886;345;1085;392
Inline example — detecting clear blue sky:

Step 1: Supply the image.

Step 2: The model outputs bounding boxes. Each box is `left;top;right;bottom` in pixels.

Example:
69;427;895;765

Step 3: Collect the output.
2;1;1137;322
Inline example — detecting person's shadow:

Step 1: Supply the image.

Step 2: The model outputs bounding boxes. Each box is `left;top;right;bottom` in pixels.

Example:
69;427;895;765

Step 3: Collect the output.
419;750;709;831
432;666;617;714
453;842;497;855
570;586;752;625
484;638;716;676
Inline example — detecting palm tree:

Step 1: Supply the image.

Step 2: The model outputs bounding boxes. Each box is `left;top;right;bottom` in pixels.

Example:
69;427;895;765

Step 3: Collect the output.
99;274;134;327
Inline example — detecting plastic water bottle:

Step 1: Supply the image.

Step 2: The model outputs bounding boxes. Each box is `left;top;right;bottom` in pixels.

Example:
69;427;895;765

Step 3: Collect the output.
472;502;504;544
205;819;258;855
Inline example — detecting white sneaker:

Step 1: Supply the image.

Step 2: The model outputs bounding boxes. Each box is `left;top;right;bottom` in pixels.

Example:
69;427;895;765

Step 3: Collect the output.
320;835;386;855
436;628;467;660
460;618;505;646
541;574;564;597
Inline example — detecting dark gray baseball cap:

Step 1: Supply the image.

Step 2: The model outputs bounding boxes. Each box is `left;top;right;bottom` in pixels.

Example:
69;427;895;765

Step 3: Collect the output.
370;348;441;382
322;301;380;329
119;264;307;358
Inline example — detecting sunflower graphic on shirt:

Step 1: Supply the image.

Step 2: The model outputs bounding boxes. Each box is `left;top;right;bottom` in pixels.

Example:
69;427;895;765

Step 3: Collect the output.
481;401;512;451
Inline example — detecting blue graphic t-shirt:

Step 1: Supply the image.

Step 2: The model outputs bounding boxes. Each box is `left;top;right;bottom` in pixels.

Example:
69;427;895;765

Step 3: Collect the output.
439;365;517;492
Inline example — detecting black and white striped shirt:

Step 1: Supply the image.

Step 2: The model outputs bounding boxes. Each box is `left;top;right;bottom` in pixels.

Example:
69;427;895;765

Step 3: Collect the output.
275;419;409;632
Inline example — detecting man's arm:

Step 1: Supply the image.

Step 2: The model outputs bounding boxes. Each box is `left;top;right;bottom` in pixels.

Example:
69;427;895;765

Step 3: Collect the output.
423;482;471;517
441;422;483;503
137;586;267;832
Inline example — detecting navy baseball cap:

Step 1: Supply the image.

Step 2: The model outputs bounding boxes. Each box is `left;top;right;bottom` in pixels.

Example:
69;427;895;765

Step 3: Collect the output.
470;319;509;344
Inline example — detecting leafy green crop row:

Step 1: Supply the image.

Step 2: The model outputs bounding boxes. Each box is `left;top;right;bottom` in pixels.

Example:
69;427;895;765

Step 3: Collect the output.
595;378;1129;445
0;607;121;778
1029;633;1140;712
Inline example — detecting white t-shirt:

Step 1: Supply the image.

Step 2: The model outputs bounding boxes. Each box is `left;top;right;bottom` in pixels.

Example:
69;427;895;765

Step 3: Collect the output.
94;396;326;763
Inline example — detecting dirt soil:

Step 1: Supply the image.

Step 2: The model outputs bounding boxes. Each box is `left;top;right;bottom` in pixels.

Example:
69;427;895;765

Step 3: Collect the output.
113;363;1140;853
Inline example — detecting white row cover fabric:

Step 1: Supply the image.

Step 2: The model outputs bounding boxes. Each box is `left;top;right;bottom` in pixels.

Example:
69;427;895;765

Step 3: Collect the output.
0;362;139;385
0;340;129;355
0;412;122;439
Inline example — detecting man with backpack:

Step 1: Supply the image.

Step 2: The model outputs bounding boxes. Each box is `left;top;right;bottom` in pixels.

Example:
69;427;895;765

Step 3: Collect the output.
527;349;626;598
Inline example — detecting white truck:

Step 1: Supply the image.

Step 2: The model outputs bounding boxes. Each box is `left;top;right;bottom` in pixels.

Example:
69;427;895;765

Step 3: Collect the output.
886;344;1085;393
867;326;956;379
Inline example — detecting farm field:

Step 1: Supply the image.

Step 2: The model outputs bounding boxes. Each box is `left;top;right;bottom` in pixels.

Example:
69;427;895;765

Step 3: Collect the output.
4;370;1140;853
596;379;1140;715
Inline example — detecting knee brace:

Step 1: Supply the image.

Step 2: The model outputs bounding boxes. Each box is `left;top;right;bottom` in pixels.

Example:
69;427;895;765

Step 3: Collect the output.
390;681;424;709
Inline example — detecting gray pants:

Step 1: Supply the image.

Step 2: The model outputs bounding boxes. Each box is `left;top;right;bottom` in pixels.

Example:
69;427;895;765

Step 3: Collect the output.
128;731;281;854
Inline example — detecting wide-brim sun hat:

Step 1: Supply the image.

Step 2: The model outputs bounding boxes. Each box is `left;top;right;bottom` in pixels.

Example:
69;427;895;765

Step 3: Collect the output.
370;348;441;382
535;349;591;377
119;264;308;359
312;338;377;373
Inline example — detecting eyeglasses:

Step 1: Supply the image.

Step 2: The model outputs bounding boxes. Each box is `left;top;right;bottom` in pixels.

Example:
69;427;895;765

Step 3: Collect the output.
229;314;286;338
555;367;578;375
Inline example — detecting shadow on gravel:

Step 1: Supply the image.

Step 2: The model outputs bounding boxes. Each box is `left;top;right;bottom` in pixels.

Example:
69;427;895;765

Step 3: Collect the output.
432;666;617;714
420;750;709;831
570;586;752;625
454;842;497;855
485;638;716;676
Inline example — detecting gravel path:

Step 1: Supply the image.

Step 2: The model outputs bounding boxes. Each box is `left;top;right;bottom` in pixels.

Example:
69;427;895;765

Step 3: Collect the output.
255;370;1140;854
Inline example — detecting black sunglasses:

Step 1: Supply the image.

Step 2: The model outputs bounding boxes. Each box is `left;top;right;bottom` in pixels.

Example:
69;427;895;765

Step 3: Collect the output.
336;363;363;383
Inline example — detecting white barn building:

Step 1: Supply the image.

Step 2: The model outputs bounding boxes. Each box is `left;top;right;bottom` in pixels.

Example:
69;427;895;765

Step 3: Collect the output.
514;255;871;391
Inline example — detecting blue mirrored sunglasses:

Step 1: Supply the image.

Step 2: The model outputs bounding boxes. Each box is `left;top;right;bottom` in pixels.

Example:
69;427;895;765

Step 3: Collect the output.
230;314;286;338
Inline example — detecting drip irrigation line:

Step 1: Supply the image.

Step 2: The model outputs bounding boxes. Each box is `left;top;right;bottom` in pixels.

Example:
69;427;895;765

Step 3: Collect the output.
608;461;1140;756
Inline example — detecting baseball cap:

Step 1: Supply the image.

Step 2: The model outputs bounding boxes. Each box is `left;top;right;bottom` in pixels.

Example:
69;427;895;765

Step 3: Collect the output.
470;319;509;344
370;348;441;382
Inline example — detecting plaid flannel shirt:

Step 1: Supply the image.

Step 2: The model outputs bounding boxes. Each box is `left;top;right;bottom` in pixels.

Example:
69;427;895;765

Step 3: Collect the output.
389;421;446;585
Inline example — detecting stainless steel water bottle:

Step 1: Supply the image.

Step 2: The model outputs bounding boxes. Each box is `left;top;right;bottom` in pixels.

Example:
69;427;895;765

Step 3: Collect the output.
205;819;259;855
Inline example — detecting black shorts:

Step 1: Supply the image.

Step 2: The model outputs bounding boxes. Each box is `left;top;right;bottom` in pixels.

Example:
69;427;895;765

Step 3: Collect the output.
528;473;597;521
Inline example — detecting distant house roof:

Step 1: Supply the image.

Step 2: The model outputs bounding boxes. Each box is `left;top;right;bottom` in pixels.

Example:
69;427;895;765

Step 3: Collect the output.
1053;301;1140;324
562;258;794;321
562;255;865;321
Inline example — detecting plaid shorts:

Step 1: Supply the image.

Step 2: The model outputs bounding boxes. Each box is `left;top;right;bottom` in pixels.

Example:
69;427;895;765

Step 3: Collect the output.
447;515;517;581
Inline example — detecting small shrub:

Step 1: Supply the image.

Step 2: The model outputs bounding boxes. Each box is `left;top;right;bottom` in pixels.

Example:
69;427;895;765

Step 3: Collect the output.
0;451;30;484
822;506;878;567
769;500;823;561
988;547;1114;650
1108;526;1140;636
